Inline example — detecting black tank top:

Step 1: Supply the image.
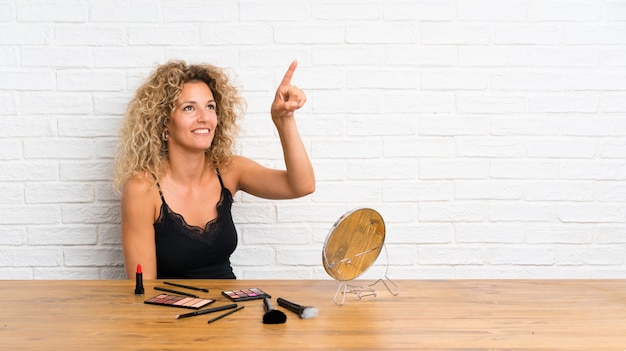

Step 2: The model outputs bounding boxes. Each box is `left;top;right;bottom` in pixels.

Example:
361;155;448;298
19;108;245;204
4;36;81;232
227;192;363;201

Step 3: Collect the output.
154;170;237;279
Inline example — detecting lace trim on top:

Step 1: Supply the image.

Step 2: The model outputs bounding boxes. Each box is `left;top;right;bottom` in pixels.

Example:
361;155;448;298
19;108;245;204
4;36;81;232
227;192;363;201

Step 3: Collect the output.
154;181;231;241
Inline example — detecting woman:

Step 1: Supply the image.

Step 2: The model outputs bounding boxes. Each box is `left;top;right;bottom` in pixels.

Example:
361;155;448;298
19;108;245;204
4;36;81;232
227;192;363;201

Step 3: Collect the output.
113;60;315;279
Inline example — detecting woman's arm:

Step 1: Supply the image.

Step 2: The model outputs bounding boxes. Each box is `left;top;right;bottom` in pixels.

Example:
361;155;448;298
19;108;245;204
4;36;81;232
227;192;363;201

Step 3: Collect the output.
121;176;158;279
236;60;315;199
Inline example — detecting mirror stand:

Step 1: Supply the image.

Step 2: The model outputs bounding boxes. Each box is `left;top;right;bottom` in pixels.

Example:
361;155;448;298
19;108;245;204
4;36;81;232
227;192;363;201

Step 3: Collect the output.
332;244;400;305
333;281;376;305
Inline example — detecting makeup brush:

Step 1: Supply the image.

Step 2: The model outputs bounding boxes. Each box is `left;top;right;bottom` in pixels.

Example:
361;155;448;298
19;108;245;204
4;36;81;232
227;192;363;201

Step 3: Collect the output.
262;298;286;324
277;297;318;319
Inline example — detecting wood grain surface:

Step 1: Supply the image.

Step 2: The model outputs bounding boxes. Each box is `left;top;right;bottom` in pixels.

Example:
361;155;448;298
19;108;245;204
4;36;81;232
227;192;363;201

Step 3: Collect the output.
1;279;626;350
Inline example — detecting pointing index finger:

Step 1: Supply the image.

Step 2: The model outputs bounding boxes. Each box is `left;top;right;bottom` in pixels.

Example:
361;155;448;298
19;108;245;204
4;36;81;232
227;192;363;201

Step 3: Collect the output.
279;60;298;86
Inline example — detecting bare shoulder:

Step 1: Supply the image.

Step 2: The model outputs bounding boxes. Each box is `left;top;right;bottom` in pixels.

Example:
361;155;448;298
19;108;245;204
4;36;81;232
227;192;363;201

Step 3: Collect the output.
122;174;156;198
218;156;257;193
121;173;161;221
121;174;161;213
226;155;256;170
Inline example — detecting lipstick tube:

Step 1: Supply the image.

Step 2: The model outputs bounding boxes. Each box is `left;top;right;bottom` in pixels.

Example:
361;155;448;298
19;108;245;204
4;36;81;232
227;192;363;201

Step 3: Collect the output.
135;264;144;296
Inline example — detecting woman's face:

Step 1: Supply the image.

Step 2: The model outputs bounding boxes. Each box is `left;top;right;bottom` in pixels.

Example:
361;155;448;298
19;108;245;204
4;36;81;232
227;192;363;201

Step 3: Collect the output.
166;80;218;154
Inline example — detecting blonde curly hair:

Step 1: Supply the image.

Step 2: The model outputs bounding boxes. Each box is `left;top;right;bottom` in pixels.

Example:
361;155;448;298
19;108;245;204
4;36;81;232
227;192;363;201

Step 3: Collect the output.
113;61;245;191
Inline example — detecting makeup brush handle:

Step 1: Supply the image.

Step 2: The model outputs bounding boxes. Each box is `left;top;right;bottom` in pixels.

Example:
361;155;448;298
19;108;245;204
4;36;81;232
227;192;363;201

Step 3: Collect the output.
263;297;274;312
277;297;303;313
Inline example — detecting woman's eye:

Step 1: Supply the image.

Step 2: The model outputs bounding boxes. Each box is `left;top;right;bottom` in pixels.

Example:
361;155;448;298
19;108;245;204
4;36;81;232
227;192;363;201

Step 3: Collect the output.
183;105;194;111
207;104;215;110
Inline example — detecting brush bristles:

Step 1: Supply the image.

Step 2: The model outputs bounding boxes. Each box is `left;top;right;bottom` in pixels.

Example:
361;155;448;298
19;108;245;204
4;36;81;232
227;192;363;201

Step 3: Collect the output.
277;297;318;319
300;307;318;320
263;310;287;324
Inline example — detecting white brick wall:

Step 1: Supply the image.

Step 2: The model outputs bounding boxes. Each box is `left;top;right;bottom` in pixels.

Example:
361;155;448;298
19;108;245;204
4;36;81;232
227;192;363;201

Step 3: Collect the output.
1;0;625;280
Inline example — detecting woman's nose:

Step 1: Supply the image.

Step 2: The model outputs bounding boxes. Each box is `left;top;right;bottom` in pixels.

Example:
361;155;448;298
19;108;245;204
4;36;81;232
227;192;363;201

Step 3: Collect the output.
197;108;210;121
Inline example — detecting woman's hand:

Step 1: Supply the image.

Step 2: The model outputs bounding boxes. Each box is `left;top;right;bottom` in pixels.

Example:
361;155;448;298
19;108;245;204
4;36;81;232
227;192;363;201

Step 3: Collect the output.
271;60;306;120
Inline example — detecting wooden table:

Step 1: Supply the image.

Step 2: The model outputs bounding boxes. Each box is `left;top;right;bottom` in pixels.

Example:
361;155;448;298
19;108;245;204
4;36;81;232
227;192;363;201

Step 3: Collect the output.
1;279;626;350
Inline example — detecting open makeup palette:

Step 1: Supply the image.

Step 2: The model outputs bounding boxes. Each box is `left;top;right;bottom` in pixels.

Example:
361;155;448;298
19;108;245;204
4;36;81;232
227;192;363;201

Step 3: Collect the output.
144;294;215;310
222;288;271;302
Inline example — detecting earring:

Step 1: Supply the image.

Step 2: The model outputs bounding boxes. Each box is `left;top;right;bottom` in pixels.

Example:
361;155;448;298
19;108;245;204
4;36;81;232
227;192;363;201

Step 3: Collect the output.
161;130;169;142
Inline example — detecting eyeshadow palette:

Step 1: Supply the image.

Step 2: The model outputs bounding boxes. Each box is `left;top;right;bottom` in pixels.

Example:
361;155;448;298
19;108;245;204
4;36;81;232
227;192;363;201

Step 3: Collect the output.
222;288;271;302
144;294;215;310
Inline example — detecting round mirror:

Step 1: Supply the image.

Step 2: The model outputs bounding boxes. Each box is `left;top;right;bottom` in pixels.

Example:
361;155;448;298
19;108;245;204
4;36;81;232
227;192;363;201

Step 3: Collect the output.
322;208;385;281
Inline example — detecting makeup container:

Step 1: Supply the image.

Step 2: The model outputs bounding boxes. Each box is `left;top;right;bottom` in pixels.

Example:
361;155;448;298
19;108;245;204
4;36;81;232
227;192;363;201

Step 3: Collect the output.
144;294;215;310
222;288;271;302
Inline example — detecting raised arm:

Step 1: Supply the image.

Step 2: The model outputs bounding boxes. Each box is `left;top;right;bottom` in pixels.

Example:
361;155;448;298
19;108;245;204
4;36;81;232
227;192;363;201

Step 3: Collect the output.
237;60;315;199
